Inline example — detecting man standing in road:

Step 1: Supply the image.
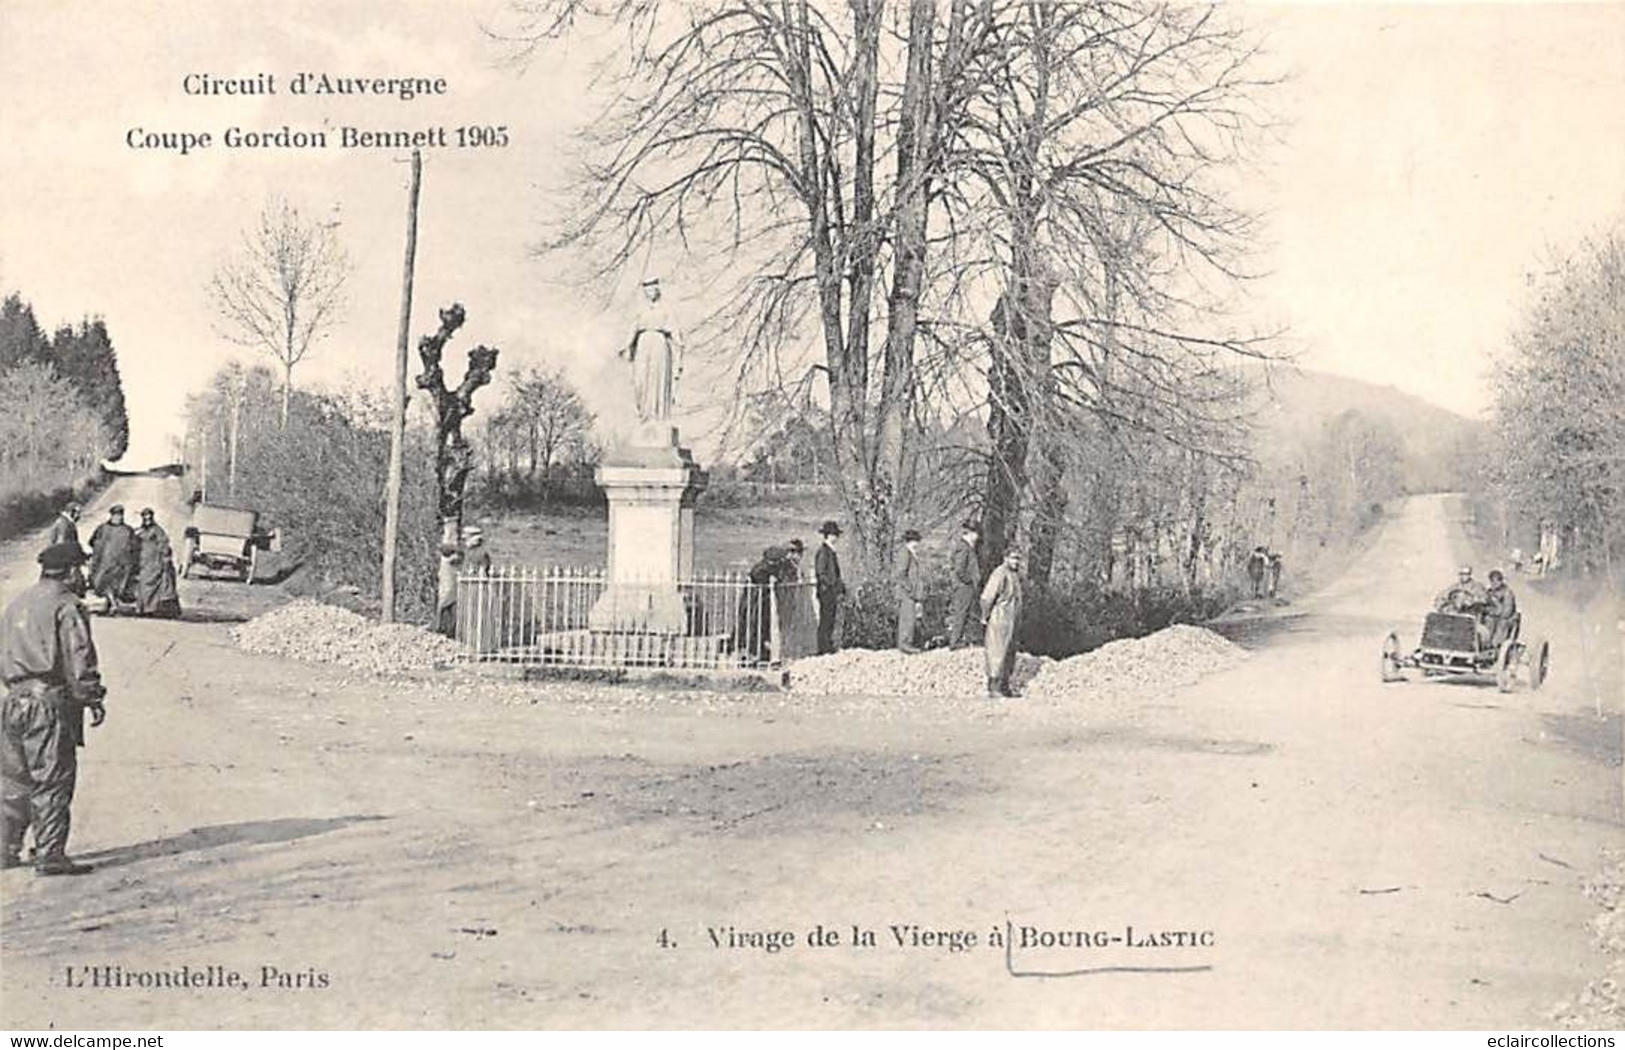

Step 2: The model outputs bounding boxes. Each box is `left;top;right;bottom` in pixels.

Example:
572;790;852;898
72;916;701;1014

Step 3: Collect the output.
895;529;926;653
814;520;844;655
133;508;181;618
2;542;107;876
981;548;1025;699
1267;549;1284;599
47;501;82;550
946;520;982;648
48;502;87;597
1247;545;1269;599
88;505;138;609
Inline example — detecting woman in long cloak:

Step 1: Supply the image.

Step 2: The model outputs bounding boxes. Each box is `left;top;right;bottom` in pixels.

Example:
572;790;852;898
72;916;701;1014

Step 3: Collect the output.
980;550;1025;697
134;509;182;617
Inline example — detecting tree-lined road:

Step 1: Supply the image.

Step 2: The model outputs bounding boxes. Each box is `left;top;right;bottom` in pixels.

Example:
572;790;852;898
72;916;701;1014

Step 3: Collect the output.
0;483;1617;1028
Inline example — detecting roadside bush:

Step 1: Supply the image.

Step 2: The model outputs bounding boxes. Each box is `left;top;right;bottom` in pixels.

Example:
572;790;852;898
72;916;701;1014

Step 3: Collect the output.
229;393;441;621
0;470;111;544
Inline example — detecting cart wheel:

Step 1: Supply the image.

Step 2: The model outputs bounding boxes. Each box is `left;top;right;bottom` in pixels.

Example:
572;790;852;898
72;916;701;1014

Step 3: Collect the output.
245;546;258;584
1528;637;1550;691
1495;639;1518;693
1381;631;1403;683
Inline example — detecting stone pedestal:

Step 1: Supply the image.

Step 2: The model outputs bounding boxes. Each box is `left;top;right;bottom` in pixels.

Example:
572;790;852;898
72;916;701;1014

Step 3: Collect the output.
587;428;707;635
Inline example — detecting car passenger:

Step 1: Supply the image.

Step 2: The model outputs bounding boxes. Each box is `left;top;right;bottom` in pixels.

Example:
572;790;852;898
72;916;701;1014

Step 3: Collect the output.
1483;569;1519;648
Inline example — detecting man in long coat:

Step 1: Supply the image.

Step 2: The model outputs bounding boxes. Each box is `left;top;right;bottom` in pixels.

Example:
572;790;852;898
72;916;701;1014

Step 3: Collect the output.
895;529;926;653
2;542;107;875
133;508;181;618
47;502;87;597
946;520;982;648
814;521;844;655
980;549;1025;698
87;505;138;606
738;543;796;665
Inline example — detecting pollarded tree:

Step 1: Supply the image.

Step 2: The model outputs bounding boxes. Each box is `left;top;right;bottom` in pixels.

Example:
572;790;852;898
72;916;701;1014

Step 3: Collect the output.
207;196;351;427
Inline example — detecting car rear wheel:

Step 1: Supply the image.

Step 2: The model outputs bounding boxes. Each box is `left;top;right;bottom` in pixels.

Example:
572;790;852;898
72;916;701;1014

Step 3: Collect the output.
1528;637;1550;691
1495;639;1518;693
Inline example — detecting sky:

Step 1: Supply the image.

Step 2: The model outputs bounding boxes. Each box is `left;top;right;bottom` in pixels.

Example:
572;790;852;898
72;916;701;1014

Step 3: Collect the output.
1;0;1622;468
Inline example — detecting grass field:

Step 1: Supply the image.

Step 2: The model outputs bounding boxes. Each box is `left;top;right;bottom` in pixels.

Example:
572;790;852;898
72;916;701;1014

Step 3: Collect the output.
469;494;849;576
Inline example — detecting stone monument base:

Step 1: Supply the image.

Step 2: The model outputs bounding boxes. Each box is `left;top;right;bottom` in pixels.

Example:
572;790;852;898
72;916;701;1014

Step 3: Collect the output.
586;425;707;637
587;583;688;635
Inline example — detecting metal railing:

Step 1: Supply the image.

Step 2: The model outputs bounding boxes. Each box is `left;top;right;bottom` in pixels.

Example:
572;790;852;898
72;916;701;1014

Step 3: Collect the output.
454;566;818;671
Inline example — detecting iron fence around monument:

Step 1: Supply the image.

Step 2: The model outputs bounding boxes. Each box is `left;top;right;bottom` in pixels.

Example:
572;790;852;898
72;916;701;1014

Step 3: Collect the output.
454;566;819;671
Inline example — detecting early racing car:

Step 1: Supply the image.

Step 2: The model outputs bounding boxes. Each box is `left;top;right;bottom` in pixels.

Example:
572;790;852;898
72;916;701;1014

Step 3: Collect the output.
1381;609;1549;693
182;503;277;583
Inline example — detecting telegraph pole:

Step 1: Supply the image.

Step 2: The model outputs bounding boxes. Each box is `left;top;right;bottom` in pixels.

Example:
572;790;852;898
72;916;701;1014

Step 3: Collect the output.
382;149;422;622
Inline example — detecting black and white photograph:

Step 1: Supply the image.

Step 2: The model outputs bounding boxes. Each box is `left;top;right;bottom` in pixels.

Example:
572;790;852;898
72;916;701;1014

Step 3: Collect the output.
1;0;1622;1034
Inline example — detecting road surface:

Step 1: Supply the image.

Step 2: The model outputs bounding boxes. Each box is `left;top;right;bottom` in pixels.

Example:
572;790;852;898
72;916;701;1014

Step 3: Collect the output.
1;482;1618;1029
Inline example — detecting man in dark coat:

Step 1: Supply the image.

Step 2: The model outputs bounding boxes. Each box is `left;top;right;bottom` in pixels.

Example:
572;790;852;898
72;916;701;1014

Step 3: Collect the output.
738;543;797;665
946;520;982;648
1246;545;1268;598
47;502;82;549
47;502;87;597
895;529;926;653
2;542;107;875
814;520;844;655
88;505;138;606
1484;569;1519;647
133;508;181;618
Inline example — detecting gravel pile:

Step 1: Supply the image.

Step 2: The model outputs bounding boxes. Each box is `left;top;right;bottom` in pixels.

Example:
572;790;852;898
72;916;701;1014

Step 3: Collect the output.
1552;854;1625;1028
232;599;463;675
1025;624;1246;706
788;646;1049;698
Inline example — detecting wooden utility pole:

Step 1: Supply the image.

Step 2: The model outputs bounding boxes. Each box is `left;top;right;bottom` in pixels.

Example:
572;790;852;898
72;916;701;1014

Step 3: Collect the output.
382;150;422;622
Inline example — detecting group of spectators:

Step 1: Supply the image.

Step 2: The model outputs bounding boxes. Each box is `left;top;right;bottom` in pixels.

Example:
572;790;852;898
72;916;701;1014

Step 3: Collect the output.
740;518;1029;698
1246;545;1285;600
49;501;180;618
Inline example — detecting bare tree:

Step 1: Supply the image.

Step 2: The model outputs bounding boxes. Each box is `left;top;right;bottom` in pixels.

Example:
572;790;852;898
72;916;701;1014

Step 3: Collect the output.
927;1;1277;583
506;365;596;482
504;0;983;577
207;196;351;427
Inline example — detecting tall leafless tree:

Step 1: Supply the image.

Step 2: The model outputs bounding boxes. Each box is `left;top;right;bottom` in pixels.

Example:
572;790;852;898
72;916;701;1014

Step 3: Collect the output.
926;1;1278;583
207;196;351;427
504;0;985;577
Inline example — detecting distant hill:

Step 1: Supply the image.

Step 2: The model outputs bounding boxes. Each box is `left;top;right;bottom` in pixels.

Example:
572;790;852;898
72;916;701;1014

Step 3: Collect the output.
1244;364;1486;492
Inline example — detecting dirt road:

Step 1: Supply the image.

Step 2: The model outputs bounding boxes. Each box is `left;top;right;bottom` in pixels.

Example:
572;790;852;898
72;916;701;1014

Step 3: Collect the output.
1;483;1618;1029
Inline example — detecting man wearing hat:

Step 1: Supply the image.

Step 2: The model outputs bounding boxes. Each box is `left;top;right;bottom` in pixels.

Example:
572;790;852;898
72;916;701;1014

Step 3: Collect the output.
48;501;82;547
47;502;87;597
946;520;983;648
462;526;492;578
1;542;107;875
814;521;844;655
133;508;180;617
88;505;138;609
894;529;927;653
